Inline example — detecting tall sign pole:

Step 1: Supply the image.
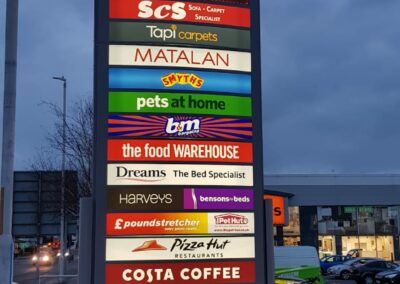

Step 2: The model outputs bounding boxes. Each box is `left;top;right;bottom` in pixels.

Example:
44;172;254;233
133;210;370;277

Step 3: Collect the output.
0;0;19;282
93;0;266;282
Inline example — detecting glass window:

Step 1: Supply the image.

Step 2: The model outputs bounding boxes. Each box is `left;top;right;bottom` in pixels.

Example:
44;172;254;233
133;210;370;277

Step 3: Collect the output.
283;207;300;236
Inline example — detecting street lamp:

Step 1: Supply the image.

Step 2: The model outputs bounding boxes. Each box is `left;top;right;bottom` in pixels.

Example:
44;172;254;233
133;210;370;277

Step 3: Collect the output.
52;76;66;277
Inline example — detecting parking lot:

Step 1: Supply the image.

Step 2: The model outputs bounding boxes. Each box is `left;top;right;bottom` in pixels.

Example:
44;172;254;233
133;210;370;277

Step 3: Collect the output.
14;256;78;284
325;276;356;284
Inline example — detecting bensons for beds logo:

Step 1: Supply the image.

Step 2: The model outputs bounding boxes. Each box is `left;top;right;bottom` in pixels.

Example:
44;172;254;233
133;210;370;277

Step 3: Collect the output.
116;166;167;182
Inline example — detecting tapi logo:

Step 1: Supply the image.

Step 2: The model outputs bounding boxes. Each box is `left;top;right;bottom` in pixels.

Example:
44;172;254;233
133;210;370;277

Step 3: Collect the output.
146;25;177;41
138;1;186;20
214;214;248;225
161;73;204;88
165;117;200;136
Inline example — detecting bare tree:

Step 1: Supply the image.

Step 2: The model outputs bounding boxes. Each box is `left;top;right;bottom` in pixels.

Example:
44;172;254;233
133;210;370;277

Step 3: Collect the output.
31;97;93;198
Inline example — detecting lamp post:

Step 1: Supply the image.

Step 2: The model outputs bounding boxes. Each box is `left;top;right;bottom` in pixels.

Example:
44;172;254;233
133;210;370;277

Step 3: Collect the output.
52;76;66;276
0;0;19;282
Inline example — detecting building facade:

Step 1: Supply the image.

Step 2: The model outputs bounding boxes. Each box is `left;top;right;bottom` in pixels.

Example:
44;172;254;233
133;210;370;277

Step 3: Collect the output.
265;174;400;260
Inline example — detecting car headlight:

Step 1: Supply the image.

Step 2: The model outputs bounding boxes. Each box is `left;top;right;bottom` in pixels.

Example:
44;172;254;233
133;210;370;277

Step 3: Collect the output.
57;252;61;257
65;252;70;257
42;255;50;262
386;274;398;279
32;256;38;261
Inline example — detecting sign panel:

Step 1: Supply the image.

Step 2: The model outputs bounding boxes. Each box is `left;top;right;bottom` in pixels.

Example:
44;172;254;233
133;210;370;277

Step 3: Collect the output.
109;68;251;94
107;164;253;186
107;188;183;211
109;22;251;49
264;195;286;226
109;0;251;28
105;261;256;284
107;140;253;163
107;187;254;211
106;212;254;235
95;0;265;280
108;115;252;141
184;188;254;210
109;45;251;72
106;236;255;261
109;92;252;116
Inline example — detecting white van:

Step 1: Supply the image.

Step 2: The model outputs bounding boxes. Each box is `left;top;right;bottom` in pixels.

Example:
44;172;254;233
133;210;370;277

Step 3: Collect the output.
274;246;324;284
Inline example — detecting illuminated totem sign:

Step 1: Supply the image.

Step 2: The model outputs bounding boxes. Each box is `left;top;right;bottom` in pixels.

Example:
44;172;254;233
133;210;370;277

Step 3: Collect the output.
93;0;265;282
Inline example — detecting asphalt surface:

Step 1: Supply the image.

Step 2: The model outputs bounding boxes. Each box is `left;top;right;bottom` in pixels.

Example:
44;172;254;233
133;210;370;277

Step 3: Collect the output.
13;256;78;284
325;276;357;284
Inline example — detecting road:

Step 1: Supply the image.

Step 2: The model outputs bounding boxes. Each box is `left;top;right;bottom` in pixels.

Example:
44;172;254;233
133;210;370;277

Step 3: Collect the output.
14;256;78;284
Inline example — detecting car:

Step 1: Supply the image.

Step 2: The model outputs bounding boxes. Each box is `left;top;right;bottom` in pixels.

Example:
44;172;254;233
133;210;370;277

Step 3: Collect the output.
348;259;398;284
31;248;56;266
375;265;400;284
56;249;74;262
320;255;353;274
327;258;379;280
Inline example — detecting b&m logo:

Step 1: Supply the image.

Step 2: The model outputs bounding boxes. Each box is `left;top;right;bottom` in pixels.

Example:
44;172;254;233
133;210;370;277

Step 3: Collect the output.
138;1;186;20
165;118;200;136
161;73;204;88
108;115;252;141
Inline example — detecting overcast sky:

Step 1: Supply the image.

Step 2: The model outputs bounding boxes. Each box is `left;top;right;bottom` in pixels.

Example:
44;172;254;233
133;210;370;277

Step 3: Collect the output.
0;0;400;174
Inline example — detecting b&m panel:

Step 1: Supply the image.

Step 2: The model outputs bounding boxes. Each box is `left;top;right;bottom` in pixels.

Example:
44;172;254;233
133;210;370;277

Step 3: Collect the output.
108;115;253;140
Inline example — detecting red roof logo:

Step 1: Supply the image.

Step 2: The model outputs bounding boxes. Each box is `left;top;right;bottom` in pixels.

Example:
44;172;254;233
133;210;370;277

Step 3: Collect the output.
132;240;167;252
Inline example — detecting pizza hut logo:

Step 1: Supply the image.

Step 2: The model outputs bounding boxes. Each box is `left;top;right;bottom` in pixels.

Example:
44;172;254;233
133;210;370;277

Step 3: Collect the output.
214;214;248;225
132;240;167;252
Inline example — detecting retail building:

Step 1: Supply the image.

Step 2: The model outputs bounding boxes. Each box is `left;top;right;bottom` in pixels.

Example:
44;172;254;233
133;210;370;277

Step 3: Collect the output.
265;174;400;260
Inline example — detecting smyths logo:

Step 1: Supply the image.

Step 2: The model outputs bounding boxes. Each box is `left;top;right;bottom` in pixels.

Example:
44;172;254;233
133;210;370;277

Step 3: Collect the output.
165;118;200;136
214;214;248;225
116;166;166;182
161;73;204;88
138;1;186;20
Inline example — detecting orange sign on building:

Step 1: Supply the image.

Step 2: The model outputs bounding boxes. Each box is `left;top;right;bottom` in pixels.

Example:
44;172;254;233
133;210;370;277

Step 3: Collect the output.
264;195;286;226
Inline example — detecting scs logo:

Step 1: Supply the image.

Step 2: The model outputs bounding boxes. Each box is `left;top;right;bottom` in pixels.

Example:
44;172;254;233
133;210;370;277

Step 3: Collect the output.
138;0;186;20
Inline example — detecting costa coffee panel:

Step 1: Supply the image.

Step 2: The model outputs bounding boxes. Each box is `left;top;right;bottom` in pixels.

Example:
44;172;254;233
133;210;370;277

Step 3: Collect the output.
106;212;255;235
107;140;253;163
109;0;251;28
109;45;251;72
105;261;256;284
109;68;251;94
107;164;253;186
106;236;255;261
107;187;254;211
108;115;253;141
109;92;252;116
109;22;251;49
